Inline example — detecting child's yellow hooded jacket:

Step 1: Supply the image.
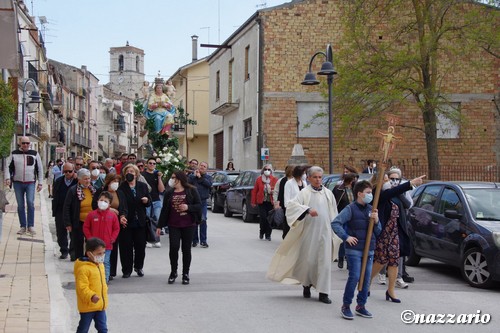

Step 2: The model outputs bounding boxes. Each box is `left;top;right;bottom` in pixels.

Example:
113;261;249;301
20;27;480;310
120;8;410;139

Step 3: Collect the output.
74;258;108;313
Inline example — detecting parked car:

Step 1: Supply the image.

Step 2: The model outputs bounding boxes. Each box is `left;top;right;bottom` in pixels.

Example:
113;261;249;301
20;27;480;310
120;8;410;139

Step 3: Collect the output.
406;181;500;288
224;170;284;222
210;171;241;213
322;173;373;192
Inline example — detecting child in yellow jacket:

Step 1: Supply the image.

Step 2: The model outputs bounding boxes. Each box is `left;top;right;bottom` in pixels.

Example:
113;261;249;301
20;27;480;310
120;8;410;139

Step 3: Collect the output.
74;237;108;333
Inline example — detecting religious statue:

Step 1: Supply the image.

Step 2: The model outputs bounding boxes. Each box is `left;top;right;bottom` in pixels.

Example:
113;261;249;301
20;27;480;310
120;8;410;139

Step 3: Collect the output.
377;125;402;163
143;81;176;135
141;81;150;100
163;79;176;99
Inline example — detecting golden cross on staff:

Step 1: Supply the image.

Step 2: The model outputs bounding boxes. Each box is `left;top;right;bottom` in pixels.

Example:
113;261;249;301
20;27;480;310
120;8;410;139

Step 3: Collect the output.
358;114;401;291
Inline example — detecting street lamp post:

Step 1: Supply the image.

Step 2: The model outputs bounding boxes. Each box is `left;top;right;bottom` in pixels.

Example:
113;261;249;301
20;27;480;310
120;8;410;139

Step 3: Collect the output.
301;44;336;174
21;78;40;136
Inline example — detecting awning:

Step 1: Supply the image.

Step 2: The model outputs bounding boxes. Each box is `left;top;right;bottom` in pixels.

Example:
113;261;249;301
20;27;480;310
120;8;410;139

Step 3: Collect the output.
0;0;18;69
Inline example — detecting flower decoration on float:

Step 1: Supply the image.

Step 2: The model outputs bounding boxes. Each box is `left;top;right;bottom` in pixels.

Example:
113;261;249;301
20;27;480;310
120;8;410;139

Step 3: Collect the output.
154;145;187;179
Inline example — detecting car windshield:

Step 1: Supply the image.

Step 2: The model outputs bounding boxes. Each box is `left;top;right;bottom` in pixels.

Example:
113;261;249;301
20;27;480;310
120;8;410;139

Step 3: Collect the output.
227;174;239;182
463;188;500;221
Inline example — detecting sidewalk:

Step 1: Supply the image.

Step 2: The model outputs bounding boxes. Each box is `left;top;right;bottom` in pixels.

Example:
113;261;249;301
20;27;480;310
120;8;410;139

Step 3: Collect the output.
0;189;69;333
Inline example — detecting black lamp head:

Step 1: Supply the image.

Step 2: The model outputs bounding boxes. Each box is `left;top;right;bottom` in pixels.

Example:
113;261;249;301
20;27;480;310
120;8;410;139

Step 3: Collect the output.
318;61;337;76
301;72;320;85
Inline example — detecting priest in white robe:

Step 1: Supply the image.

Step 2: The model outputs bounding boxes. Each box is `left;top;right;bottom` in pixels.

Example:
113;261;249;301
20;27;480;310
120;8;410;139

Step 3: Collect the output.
266;166;341;304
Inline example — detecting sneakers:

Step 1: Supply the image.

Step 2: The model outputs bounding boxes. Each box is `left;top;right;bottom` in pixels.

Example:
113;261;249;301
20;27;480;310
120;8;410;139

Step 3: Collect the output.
153;242;162;248
377;273;387;285
146;242;153;248
200;242;209;248
192;242;198;247
160;229;165;235
17;227;26;235
341;305;354;320
182;274;190;285
396;277;409;289
355;305;373;318
27;227;36;236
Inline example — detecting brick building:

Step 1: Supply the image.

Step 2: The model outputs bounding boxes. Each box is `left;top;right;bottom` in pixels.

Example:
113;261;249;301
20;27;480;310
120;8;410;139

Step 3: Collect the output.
208;0;499;178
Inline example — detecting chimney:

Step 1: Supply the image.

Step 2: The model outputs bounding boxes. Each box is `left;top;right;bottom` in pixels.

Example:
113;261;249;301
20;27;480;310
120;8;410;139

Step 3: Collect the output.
191;35;199;62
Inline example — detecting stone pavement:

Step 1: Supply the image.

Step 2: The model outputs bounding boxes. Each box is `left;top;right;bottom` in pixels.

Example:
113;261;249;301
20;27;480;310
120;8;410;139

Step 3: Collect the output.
0;189;69;333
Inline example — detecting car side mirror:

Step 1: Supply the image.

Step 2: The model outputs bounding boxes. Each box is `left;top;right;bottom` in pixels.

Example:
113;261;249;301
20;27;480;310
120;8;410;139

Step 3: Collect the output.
444;209;462;219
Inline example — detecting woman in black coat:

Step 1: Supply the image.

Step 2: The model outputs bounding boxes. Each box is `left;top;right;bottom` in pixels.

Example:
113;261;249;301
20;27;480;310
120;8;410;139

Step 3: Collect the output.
157;170;202;285
118;164;151;278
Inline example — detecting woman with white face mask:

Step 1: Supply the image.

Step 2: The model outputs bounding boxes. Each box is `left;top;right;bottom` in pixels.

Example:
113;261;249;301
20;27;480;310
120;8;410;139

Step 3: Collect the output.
251;164;279;241
91;173;128;281
369;168;425;303
156;170;202;285
283;165;309;238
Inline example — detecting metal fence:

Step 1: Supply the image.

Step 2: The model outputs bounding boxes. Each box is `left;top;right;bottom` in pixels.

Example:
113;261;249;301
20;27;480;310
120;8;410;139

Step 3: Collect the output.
398;165;500;182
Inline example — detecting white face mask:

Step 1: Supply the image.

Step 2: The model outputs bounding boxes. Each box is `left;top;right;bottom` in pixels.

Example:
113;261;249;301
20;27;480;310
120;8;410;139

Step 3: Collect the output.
109;182;119;191
263;170;271;176
168;178;176;188
98;200;109;210
92;254;105;264
91;169;100;177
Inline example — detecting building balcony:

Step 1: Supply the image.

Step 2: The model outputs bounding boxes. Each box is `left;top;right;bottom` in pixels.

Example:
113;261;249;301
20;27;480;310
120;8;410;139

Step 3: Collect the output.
78;110;86;122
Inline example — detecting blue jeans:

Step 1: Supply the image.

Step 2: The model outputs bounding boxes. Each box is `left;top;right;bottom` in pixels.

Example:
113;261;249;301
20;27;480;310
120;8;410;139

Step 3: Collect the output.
343;250;373;306
13;181;35;228
77;311;107;333
146;200;163;242
104;249;111;282
193;200;208;244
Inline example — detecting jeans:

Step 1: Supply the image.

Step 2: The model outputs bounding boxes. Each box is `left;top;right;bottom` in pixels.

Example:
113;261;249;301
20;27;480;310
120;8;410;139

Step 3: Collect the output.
77;311;107;333
193;200;208;244
13;181;35;228
104;249;111;282
146;200;163;242
343;250;373;306
170;226;196;275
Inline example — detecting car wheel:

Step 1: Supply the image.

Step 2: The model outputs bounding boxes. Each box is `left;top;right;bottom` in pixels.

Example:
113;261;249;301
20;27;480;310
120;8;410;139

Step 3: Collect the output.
223;199;233;217
242;201;254;222
405;239;421;266
461;247;493;288
211;195;221;213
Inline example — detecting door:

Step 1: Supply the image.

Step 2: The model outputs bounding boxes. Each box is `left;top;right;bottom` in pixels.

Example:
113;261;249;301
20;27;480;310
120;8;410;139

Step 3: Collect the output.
214;132;224;170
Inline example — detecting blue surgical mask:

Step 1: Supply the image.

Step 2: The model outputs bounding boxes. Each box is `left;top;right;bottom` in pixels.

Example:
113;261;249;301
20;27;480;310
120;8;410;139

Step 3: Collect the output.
363;193;373;204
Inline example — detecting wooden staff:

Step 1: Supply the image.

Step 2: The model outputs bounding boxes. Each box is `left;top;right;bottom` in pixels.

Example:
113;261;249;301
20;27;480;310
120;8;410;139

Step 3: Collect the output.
357;163;386;291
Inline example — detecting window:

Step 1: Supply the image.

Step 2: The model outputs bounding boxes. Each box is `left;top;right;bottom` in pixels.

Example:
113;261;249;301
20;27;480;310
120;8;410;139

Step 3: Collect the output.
136;56;139;72
228;59;234;102
118;55;124;71
243;118;252;139
416;185;442;211
437;103;460;139
228;126;233;160
98;135;104;141
216;70;220;101
437;188;463;214
244;46;250;80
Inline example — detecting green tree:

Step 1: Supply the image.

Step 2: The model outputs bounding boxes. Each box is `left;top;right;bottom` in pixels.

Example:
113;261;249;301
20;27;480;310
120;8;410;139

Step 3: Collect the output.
333;0;499;179
0;80;17;158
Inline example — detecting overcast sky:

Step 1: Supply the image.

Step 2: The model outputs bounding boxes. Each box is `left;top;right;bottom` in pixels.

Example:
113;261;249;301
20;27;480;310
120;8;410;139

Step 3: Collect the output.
32;0;289;83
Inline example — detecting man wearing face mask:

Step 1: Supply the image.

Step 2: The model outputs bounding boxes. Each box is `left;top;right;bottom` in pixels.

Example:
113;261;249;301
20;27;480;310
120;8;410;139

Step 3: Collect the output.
52;163;77;259
362;160;377;174
283;165;308;238
88;160;105;190
188;161;212;248
369;168;425;303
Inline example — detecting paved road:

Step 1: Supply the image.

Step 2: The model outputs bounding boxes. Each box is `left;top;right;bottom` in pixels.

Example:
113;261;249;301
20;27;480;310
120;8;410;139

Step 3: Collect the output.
45;199;499;333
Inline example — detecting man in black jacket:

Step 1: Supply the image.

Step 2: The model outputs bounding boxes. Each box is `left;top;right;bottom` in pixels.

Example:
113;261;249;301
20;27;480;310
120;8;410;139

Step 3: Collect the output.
52;163;77;259
188;161;212;248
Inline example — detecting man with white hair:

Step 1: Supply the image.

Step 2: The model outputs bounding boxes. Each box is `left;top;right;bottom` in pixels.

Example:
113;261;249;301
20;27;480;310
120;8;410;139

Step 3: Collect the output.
104;158;115;174
4;136;44;236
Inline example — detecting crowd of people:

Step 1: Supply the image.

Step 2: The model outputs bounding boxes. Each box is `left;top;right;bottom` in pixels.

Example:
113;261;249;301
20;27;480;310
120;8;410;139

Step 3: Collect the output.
5;136;425;328
263;162;424;321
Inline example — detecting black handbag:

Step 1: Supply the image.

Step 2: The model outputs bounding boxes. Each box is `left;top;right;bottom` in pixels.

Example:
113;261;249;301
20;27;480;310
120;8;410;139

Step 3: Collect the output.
267;207;285;229
145;215;159;243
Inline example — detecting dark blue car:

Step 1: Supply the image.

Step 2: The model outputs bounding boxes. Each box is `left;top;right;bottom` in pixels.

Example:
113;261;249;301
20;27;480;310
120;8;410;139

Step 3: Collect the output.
407;181;500;288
